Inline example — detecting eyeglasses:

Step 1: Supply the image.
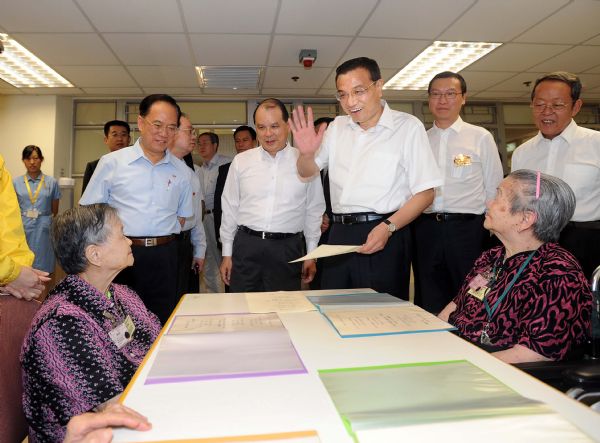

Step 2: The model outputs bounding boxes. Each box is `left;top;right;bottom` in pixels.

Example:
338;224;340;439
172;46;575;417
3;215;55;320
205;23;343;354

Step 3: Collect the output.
335;81;377;101
429;91;462;101
142;117;179;134
178;127;196;137
530;102;570;113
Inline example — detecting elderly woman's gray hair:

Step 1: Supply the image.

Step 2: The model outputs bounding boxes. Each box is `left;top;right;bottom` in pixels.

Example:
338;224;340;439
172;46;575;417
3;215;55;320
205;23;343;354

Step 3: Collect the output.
51;204;120;274
508;169;575;242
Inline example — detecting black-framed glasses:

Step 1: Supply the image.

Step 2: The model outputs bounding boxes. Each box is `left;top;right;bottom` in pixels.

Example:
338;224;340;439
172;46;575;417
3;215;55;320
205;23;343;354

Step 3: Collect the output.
429;91;462;100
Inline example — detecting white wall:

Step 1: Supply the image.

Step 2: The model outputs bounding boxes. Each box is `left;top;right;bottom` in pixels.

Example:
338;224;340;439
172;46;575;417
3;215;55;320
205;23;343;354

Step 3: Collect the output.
0;95;73;180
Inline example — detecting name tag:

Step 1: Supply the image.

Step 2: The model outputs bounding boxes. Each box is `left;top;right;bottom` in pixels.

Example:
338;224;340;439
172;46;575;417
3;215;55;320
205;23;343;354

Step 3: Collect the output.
25;209;39;219
467;273;489;301
108;315;136;349
453;154;472;166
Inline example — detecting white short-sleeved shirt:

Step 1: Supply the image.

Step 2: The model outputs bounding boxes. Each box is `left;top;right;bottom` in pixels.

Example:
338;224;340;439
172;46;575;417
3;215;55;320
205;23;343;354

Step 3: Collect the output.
315;101;442;214
426;117;503;214
511;119;600;222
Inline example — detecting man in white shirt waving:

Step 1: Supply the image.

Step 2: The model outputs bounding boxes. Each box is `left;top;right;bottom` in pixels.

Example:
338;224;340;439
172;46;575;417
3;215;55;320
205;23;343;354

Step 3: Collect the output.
291;57;442;299
220;98;325;292
511;72;600;278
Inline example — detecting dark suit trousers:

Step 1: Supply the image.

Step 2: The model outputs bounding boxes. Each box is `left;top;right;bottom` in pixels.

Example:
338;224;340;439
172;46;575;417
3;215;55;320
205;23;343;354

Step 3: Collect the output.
411;214;486;313
321;221;411;300
560;222;600;279
229;230;304;292
115;241;178;325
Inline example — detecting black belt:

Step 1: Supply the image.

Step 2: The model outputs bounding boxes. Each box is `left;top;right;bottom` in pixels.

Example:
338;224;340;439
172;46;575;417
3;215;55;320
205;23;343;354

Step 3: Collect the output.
238;225;300;240
129;235;175;247
332;212;391;225
423;212;481;222
176;229;192;241
568;220;600;230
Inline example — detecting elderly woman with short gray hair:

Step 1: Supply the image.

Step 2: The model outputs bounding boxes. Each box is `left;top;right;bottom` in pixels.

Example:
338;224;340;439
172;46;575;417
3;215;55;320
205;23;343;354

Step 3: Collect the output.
439;170;592;363
21;204;161;442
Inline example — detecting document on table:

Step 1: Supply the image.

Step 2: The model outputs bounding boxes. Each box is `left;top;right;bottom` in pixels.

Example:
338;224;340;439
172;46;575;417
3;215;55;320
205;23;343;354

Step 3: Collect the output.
146;313;306;384
289;244;361;263
322;305;455;337
168;312;283;334
319;360;591;442
246;291;317;313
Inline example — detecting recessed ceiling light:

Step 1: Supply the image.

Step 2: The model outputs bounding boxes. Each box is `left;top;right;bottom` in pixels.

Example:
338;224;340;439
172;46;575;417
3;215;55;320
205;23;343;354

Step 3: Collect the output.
384;41;501;91
0;33;74;88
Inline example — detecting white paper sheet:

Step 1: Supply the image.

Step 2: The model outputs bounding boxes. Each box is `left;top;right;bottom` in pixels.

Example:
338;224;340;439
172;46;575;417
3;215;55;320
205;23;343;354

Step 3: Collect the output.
289;244;361;263
323;305;455;337
168;312;283;335
246;291;317;313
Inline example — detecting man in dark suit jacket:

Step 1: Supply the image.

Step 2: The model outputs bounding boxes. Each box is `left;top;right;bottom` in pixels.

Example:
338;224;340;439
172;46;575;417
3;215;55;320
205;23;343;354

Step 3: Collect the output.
81;120;131;194
213;125;257;248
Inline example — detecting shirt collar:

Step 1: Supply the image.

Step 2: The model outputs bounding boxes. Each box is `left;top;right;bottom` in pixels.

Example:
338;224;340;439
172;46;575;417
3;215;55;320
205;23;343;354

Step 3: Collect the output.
258;143;291;159
533;119;578;144
346;100;393;132
432;115;464;134
26;173;43;182
129;139;171;166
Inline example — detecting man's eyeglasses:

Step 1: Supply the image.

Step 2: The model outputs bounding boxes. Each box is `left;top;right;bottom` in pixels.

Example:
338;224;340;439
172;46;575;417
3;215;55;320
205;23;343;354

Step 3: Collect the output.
530;102;570;113
179;127;196;137
335;81;377;101
429;91;462;101
143;117;179;134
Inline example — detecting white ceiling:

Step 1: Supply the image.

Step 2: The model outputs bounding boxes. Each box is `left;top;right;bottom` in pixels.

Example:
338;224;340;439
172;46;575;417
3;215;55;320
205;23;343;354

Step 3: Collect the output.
1;0;600;101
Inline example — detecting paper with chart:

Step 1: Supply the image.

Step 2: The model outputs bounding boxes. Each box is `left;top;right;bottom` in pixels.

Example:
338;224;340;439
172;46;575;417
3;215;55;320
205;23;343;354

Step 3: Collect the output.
146;313;306;384
322;305;455;337
289;244;361;263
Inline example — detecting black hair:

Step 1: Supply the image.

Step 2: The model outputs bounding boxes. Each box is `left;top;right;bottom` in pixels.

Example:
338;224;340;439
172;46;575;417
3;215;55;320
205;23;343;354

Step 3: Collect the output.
103;120;131;137
531;72;582;102
428;71;467;94
335;57;381;83
139;94;181;125
233;125;257;140
22;145;43;160
253;98;289;124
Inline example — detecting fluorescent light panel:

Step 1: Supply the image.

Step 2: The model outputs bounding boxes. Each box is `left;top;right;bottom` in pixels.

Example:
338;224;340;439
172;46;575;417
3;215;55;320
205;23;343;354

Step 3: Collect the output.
196;66;262;89
0;34;73;88
384;41;501;91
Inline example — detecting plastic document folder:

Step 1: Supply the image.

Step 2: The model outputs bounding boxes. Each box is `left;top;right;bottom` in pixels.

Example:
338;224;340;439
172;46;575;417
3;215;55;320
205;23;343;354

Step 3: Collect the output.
321;304;456;338
319;360;592;443
145;313;306;384
307;292;408;312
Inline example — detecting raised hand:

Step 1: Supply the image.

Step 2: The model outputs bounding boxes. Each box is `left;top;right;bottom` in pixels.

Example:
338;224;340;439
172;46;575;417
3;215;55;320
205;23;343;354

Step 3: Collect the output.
289;105;326;156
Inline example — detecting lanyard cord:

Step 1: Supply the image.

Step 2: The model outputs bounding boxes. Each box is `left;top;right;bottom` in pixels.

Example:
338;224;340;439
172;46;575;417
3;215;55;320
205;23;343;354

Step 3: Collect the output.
23;174;45;205
483;249;537;321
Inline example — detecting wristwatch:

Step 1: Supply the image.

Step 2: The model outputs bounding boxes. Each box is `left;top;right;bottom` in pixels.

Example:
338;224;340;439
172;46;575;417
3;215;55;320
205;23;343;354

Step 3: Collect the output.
382;219;397;234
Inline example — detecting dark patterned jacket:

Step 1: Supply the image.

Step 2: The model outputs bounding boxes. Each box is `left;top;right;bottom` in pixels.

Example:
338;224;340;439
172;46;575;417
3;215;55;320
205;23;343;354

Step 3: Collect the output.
21;274;161;442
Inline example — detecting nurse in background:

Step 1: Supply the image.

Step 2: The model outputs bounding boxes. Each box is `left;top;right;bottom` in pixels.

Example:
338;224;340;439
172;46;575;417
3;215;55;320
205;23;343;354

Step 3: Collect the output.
13;145;60;275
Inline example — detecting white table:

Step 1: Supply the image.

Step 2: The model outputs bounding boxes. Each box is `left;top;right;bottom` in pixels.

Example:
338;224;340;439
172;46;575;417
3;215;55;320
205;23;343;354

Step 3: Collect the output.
115;291;600;442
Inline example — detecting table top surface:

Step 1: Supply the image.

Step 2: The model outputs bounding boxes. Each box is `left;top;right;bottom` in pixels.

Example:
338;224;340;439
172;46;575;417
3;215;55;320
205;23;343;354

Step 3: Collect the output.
115;290;600;442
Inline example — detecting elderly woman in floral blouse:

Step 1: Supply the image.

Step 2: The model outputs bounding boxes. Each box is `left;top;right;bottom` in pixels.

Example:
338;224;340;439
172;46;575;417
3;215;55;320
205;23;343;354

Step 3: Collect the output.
439;170;592;363
21;204;161;442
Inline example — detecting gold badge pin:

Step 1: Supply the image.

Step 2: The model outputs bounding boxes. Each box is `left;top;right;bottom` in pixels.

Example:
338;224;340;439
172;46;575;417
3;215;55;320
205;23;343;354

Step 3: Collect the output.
453;154;472;166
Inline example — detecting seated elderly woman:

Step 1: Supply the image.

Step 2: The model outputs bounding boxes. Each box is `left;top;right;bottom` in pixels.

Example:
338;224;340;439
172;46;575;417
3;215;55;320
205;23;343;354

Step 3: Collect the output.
21;204;161;442
439;170;592;364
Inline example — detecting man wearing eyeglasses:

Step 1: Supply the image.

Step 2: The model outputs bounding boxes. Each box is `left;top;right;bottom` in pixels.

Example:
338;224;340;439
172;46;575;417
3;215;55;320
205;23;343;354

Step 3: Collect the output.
169;113;206;297
80;94;193;324
291;57;442;300
412;72;503;313
512;72;600;278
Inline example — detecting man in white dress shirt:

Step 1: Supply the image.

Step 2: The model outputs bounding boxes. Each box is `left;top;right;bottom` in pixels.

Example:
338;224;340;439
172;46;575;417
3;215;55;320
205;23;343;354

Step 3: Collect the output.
511;71;600;278
197;132;231;292
412;71;503;313
291;57;442;299
220;98;325;292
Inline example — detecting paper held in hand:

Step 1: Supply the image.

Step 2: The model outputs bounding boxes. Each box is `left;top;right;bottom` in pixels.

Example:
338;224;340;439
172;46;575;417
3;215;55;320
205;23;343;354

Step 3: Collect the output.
290;244;361;263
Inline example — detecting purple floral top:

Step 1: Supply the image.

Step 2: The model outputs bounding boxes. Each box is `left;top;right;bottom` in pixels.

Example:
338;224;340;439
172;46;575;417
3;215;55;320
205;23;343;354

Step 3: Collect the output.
449;242;592;360
21;274;161;442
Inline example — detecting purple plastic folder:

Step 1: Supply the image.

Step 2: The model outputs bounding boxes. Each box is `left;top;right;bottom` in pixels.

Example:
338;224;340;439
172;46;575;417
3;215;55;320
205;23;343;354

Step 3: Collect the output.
145;313;307;384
